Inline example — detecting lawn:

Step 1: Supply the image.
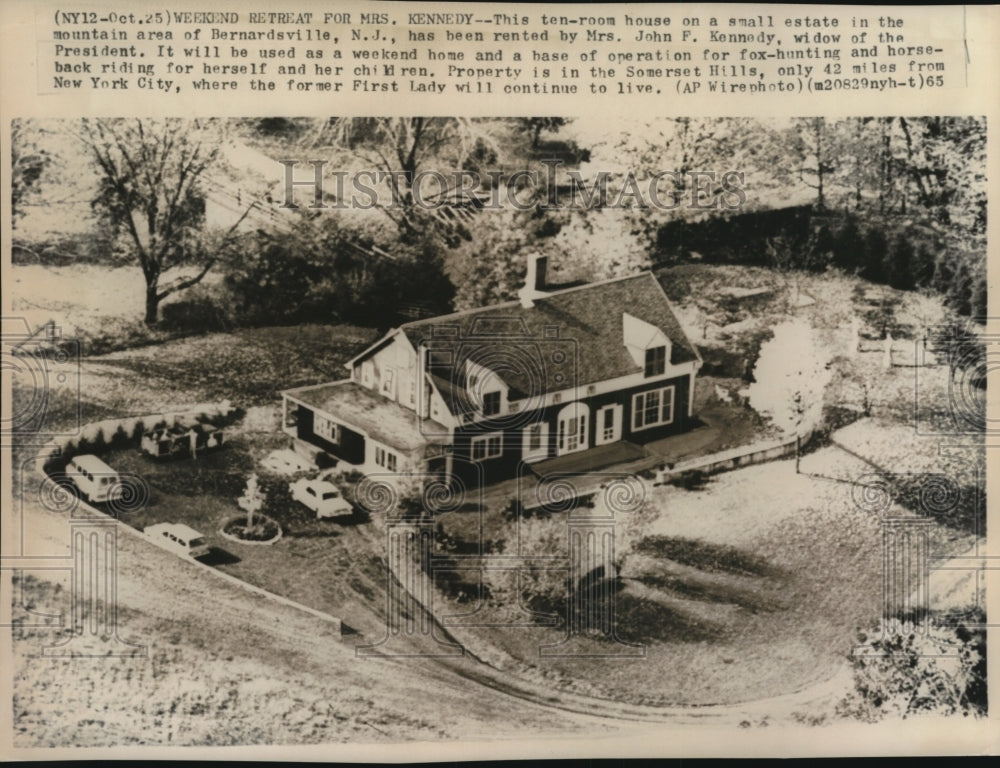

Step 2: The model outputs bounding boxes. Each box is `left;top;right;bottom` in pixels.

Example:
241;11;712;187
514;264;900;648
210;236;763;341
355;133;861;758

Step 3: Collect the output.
89;324;379;406
10;322;378;450
430;437;980;708
95;431;391;639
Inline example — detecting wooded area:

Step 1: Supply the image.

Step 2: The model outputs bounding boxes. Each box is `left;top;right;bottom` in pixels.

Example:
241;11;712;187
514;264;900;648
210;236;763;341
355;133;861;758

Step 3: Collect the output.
12;116;987;329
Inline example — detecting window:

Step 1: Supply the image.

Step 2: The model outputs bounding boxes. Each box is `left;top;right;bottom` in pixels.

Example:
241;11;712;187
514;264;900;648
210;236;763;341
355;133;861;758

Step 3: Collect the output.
527;423;543;451
468;373;478;387
644;346;666;377
314;415;340;444
375;447;398;471
552;392;562;404
382;368;395;395
471;433;502;461
558;414;587;452
632;386;675;430
482;391;501;416
603;407;616;441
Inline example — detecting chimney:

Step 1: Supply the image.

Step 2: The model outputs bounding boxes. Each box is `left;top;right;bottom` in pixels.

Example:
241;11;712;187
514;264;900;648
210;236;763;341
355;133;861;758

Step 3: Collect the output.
518;253;549;308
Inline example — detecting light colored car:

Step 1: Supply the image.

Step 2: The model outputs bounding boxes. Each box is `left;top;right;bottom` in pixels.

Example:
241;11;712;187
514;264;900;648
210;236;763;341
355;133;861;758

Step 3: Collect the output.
261;449;312;476
64;454;123;503
290;478;353;519
144;522;211;559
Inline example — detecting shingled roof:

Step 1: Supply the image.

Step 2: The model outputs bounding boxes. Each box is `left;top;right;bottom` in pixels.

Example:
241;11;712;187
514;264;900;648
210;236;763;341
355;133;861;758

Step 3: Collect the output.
399;272;699;410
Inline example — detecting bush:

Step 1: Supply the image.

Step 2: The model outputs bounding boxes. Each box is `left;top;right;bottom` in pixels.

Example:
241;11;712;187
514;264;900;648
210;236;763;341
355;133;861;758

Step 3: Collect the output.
223;224;454;328
222;515;281;542
159;286;234;334
110;424;132;448
837;608;987;721
667;469;709;491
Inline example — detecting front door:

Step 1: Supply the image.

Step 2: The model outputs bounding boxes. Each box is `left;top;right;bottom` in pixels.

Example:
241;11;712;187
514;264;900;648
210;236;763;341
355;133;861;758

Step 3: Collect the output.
594;404;622;446
556;402;589;456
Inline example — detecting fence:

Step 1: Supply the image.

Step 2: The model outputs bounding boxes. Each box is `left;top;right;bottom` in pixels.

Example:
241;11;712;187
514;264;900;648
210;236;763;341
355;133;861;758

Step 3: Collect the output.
663;433;801;479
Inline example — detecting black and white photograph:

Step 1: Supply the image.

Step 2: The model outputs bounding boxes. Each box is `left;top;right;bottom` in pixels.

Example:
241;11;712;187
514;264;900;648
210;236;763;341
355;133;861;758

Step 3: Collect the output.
4;112;990;750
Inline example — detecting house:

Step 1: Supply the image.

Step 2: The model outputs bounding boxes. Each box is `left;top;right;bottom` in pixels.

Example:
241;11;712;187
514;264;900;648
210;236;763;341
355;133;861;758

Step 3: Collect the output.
280;255;702;488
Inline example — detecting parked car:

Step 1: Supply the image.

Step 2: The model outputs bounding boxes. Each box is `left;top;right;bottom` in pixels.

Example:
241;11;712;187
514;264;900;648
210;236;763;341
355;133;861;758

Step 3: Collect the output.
64;454;123;503
144;523;211;559
290;478;353;518
261;448;312;476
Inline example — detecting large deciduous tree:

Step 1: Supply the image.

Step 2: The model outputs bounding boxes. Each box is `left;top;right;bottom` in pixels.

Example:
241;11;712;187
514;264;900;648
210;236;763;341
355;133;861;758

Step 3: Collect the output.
78;118;249;325
11;119;52;221
304;117;504;244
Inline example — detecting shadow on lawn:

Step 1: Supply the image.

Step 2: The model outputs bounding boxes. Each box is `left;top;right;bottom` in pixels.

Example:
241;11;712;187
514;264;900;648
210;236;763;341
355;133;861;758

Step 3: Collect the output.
634;535;784;579
199;548;240;566
813;438;985;537
613;586;726;644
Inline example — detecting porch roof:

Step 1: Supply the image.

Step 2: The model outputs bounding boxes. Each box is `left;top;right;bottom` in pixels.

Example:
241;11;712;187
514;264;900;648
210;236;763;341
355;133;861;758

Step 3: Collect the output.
529;440;648;479
284;381;449;453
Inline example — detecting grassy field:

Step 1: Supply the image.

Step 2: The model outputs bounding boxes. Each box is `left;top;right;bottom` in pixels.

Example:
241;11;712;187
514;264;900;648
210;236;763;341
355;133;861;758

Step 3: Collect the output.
10;323;378;443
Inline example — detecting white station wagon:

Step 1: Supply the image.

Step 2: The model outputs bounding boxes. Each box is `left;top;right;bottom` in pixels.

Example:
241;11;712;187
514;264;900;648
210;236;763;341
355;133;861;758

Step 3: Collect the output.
64;454;123;503
144;522;211;559
289;478;353;519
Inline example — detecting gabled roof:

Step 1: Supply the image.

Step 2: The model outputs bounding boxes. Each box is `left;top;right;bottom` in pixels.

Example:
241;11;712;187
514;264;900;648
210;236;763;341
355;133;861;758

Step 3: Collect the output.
399;272;699;410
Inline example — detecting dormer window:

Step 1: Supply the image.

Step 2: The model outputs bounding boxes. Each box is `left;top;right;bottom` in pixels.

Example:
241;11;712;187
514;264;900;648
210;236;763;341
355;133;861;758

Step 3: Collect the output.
644;346;666;377
482;391;501;416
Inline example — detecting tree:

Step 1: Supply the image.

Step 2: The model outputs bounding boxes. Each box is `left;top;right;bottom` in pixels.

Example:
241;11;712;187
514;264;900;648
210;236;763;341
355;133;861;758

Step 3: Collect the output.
225;216;454;327
594;117;790;249
518;117;568;149
790;117;837;209
304;117;504;244
10;119;51;221
747;320;831;438
862;226;888;284
238;473;265;530
832;215;866;272
77;118;250;325
884;232;917;291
